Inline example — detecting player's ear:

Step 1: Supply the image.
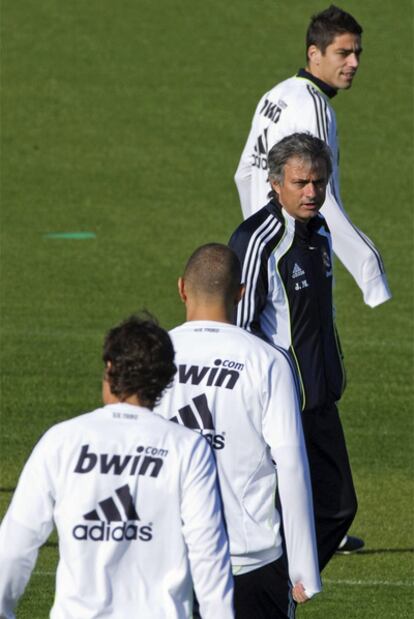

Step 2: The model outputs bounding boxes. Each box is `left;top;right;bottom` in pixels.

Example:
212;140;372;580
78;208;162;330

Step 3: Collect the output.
270;179;281;195
178;277;186;303
236;284;245;304
308;44;322;65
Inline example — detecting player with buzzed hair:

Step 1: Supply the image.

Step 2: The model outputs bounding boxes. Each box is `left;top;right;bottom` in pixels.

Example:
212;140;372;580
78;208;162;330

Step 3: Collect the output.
0;314;234;619
179;243;242;315
157;243;321;618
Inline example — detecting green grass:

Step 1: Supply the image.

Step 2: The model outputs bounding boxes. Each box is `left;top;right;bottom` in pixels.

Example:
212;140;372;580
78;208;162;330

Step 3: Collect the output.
1;0;413;617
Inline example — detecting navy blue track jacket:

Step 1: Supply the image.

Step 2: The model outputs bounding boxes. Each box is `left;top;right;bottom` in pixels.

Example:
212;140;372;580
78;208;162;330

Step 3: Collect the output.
229;198;345;411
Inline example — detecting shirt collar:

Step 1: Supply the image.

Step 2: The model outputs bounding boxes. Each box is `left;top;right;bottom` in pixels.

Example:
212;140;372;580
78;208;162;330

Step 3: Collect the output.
266;198;323;238
296;68;337;99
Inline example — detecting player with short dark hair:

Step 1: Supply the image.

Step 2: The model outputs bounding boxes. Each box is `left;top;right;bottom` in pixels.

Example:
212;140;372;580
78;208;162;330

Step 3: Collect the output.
305;4;363;55
230;133;359;570
235;4;391;309
0;314;234;619
102;313;177;407
157;243;321;618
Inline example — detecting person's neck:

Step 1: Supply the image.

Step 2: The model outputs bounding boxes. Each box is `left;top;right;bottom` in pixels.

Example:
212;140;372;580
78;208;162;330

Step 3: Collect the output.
104;392;141;406
185;302;233;325
298;67;337;99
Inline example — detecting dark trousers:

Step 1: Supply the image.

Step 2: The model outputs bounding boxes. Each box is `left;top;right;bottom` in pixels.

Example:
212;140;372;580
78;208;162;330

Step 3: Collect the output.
193;557;295;619
233;558;296;619
301;402;358;570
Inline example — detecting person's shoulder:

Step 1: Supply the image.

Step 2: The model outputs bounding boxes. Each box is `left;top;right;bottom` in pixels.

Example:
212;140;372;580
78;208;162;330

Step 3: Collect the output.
218;325;285;363
266;74;311;101
169;323;187;338
26;409;103;459
41;408;103;439
230;204;282;243
242;331;290;364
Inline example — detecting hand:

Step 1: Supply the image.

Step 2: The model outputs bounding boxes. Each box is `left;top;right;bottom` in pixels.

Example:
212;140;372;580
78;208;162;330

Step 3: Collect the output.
292;582;310;604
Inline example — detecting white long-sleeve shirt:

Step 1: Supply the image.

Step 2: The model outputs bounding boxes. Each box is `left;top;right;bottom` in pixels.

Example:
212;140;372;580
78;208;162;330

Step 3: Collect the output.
156;321;321;599
235;70;391;308
0;403;234;619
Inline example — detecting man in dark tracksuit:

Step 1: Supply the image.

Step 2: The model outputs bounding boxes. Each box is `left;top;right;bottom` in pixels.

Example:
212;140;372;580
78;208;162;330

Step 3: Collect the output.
229;132;358;570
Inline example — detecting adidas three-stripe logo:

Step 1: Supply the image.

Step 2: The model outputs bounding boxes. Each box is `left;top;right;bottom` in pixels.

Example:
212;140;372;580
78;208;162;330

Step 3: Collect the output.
171;394;226;450
84;484;139;522
171;394;214;430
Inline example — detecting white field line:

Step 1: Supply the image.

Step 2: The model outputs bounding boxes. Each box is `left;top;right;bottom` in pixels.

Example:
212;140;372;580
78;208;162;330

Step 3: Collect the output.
324;578;412;587
32;573;413;587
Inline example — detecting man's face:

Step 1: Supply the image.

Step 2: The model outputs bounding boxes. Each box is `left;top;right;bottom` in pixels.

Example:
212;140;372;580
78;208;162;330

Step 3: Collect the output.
271;156;328;223
309;32;362;90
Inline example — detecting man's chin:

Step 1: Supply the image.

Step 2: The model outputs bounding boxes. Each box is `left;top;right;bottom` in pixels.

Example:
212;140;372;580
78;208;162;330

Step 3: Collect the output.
299;208;318;221
338;76;356;90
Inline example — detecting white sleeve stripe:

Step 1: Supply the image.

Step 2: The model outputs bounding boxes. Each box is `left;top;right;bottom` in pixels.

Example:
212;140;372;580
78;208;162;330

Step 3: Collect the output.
272;345;302;405
329;181;386;273
346;221;386;273
238;216;281;329
307;85;386;275
306;85;329;142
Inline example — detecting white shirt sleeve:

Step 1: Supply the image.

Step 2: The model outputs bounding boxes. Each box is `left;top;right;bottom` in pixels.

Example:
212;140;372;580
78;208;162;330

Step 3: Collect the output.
321;183;391;307
0;437;55;617
262;355;321;598
180;435;234;618
0;516;48;618
284;90;391;307
234;106;261;220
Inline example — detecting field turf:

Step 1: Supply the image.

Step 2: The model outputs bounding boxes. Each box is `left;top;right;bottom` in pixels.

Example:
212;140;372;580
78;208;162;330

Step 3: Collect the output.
1;1;413;617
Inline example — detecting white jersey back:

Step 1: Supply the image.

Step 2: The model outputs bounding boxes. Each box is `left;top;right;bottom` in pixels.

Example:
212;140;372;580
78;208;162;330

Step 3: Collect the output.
156;321;321;596
0;404;234;619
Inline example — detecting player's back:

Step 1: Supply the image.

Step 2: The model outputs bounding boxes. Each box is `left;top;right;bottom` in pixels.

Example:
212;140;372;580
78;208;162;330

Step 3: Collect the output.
157;320;301;571
5;404;230;618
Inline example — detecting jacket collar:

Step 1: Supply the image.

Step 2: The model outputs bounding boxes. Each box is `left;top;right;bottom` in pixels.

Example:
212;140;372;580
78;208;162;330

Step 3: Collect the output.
265;198;324;239
296;68;337;99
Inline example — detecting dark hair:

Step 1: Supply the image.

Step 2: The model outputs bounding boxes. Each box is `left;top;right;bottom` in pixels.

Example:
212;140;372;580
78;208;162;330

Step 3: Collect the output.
183;243;241;299
306;5;363;54
268;132;333;186
103;313;176;409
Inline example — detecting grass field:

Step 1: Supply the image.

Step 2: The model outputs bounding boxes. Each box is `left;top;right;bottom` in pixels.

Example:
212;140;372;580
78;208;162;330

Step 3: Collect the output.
1;0;413;617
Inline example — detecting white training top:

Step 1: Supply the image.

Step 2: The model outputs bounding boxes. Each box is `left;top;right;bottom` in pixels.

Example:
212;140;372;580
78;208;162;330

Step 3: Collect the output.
156;321;321;598
234;73;391;308
0;403;234;619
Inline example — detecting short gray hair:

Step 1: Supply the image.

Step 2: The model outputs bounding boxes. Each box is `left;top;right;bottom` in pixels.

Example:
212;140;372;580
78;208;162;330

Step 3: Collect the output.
268;132;333;184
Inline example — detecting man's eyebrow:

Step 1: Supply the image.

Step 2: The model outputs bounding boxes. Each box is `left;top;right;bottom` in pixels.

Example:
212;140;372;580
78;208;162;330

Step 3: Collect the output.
337;47;363;54
292;176;326;182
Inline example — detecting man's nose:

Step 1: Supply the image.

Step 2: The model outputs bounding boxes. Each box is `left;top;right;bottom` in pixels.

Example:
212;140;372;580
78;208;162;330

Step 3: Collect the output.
305;182;317;198
347;52;359;69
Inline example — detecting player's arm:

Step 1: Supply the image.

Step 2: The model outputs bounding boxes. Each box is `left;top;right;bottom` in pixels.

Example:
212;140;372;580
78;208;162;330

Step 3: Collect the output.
180;435;234;618
262;353;321;599
321;182;391;306
234;96;268;219
296;86;391;306
0;436;55;617
229;216;275;340
234;133;255;219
